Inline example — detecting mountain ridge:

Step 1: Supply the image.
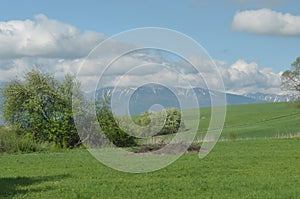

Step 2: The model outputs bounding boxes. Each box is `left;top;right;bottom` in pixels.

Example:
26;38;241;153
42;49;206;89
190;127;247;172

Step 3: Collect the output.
95;85;294;115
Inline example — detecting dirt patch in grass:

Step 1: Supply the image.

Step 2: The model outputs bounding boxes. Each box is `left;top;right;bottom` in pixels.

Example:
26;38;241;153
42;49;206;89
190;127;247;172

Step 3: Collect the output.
131;143;201;154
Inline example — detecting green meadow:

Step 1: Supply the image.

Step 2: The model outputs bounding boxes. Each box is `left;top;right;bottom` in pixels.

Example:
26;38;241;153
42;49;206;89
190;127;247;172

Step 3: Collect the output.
144;102;300;144
0;139;299;198
207;102;300;138
1;102;300;198
190;102;300;139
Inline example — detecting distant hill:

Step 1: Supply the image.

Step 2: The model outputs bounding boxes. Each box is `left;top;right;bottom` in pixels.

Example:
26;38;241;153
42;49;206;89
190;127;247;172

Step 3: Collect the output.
0;82;296;124
96;84;288;115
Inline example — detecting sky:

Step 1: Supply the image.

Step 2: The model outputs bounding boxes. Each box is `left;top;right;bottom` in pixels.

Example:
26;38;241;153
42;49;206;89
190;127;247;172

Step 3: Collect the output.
0;0;300;95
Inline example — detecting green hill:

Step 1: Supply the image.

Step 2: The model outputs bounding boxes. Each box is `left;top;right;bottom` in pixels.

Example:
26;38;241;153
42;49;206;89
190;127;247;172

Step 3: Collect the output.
221;102;300;139
146;102;300;143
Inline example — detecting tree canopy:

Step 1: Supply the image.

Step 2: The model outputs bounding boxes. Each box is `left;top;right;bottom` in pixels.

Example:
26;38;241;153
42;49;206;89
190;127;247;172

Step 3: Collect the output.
1;69;187;149
1;70;81;148
96;94;137;147
136;108;185;136
281;57;300;95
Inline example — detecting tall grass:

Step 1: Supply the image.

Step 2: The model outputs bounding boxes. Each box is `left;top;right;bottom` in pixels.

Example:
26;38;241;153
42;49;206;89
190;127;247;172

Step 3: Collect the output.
0;126;50;153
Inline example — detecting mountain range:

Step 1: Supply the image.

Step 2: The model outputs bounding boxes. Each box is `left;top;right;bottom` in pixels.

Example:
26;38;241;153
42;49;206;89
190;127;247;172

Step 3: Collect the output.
96;84;295;115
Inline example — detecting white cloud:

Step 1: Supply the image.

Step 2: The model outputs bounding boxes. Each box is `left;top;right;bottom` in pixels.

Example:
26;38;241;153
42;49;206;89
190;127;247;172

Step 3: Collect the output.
0;14;106;58
222;59;281;94
232;9;300;36
0;14;283;95
84;58;282;95
0;56;282;95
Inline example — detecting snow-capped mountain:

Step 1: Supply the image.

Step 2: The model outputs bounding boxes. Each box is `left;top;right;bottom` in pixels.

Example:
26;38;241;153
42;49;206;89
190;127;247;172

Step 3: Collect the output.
244;92;297;103
96;84;269;115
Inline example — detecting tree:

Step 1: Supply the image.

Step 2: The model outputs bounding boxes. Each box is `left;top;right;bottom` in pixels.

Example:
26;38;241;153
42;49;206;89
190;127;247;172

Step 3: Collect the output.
137;108;185;136
160;108;185;135
1;70;81;148
96;94;136;147
281;57;300;96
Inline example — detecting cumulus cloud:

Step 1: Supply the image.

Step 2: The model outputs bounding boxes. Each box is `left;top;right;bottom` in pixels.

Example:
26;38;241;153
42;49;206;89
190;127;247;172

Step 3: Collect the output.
0;55;282;95
90;57;282;95
232;9;300;36
221;59;281;94
0;14;106;58
0;14;283;95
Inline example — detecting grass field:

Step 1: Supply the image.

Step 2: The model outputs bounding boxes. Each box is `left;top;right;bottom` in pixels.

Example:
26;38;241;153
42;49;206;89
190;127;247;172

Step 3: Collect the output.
1;102;300;198
192;102;300;139
216;102;300;138
146;102;300;144
0;138;299;198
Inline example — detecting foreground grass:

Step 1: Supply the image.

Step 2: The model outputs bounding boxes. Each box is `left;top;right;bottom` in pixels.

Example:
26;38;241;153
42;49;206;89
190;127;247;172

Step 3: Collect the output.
0;138;299;198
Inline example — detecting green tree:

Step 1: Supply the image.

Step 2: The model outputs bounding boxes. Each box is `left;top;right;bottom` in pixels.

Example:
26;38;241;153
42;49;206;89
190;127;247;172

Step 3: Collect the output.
96;94;136;147
281;57;300;95
1;70;81;148
157;108;185;135
137;108;185;136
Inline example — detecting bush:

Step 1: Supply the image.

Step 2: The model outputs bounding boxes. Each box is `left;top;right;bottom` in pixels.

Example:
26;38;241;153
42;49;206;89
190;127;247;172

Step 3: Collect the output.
96;95;137;147
137;108;185;136
0;127;45;153
228;132;237;141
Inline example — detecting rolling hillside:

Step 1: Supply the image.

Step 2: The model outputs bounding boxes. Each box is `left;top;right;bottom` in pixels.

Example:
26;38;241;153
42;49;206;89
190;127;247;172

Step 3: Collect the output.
144;102;300;143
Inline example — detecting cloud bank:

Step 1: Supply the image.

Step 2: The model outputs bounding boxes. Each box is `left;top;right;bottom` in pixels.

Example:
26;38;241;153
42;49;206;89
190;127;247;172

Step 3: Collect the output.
232;9;300;36
0;15;283;95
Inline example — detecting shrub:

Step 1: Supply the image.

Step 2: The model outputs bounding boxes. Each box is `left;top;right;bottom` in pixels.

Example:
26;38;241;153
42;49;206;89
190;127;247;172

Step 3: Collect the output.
137;108;185;136
0;126;45;153
228;132;237;141
96;95;137;147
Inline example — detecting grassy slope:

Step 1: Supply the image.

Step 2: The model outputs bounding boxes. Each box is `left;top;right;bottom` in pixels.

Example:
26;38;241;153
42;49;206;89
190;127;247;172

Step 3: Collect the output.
143;102;300;144
180;102;300;141
0;138;299;198
220;102;300;138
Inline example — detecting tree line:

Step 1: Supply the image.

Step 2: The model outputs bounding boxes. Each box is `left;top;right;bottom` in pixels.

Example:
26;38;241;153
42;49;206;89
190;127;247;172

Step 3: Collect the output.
1;70;185;149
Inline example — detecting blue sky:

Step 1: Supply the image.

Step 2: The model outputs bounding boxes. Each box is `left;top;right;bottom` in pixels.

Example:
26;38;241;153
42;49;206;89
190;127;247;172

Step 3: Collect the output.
0;0;300;94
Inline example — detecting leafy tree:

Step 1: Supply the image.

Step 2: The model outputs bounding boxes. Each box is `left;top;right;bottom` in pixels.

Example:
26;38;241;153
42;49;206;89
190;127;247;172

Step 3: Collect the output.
138;111;151;127
137;108;185;136
96;94;136;147
281;57;300;95
1;70;81;148
160;108;185;135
